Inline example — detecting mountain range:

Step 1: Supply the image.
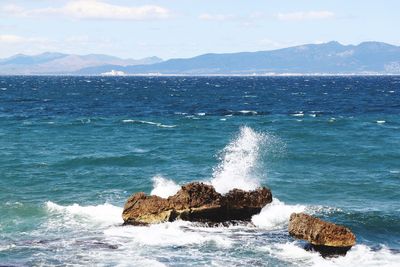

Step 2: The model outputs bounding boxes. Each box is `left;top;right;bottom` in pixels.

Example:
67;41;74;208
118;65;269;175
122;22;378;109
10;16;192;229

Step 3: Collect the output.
1;41;400;75
0;53;162;75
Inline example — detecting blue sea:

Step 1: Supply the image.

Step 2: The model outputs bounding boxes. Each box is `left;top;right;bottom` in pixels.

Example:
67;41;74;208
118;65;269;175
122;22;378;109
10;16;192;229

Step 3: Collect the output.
0;76;399;266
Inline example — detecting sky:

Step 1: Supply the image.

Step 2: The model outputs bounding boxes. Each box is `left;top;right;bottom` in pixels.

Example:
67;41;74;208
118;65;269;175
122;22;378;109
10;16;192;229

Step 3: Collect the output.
0;0;399;60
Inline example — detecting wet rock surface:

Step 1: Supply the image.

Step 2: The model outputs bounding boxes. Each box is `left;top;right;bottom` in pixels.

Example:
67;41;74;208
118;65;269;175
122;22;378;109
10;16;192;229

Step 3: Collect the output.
288;212;356;256
122;182;272;225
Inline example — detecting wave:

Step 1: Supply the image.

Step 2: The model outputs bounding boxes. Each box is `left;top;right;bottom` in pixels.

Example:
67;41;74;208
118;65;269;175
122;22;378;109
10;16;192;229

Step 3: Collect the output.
122;119;176;128
39;200;399;266
45;201;123;226
150;175;181;198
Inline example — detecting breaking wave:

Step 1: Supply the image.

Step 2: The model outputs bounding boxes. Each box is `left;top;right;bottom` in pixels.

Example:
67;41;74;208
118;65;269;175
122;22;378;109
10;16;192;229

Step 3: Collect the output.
252;198;306;230
45;201;123;226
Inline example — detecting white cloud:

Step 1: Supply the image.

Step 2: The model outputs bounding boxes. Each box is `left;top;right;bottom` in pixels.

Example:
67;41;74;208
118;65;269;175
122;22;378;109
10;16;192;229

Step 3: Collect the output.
277;11;335;21
1;1;171;20
199;13;237;21
0;35;25;43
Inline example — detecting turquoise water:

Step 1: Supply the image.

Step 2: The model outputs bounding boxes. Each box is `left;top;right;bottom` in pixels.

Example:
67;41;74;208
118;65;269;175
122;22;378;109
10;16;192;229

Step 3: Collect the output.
0;76;400;266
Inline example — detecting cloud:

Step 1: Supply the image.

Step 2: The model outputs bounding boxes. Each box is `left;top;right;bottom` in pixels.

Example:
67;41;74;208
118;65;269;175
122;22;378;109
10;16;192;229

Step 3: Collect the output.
0;35;45;44
199;13;237;22
1;1;171;20
277;11;335;21
0;34;25;43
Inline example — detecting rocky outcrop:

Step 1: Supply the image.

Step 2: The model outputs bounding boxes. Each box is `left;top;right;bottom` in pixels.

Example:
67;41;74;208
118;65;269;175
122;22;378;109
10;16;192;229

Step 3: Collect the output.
288;213;356;256
122;182;272;225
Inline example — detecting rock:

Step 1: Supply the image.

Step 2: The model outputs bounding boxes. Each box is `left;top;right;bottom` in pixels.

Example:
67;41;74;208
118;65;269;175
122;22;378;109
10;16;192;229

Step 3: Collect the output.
122;182;272;225
288;213;356;256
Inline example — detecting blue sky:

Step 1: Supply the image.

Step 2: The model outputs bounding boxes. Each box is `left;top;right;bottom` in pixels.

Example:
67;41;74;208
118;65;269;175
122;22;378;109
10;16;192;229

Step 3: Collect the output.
0;0;399;59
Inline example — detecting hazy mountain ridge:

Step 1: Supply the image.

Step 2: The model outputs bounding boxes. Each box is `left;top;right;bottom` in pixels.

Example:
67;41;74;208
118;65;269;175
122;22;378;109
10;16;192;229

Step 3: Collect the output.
1;41;400;75
78;41;400;75
0;53;162;75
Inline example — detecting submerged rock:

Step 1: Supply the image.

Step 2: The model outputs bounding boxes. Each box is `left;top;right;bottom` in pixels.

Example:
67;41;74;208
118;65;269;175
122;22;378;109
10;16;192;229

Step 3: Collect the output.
122;182;272;225
288;213;356;256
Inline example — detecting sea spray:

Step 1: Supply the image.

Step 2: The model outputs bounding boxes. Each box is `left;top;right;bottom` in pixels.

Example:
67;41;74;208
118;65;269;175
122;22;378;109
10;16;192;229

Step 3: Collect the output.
149;127;282;197
150;175;181;198
252;198;306;230
210;126;280;194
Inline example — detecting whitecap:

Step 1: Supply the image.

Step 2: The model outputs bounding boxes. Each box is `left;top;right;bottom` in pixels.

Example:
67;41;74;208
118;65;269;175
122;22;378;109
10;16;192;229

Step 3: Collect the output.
239;110;258;115
196;112;206;116
122;119;176;128
150;175;181;198
291;112;304;117
376;120;386;124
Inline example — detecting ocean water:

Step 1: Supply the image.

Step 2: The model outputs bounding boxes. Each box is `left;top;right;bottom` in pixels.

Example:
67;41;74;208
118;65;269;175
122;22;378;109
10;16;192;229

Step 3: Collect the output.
0;76;399;266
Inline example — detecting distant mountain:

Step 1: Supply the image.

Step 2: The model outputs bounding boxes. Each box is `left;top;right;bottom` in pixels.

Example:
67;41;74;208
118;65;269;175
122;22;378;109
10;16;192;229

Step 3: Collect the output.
78;41;400;75
0;53;162;75
2;41;400;75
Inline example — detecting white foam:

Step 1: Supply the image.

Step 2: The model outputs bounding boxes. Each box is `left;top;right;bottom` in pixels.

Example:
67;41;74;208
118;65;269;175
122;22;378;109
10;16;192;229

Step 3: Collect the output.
150;175;181;198
265;242;400;267
252;198;306;230
0;244;16;251
376;120;386;124
45;201;123;226
104;221;232;248
210;126;267;194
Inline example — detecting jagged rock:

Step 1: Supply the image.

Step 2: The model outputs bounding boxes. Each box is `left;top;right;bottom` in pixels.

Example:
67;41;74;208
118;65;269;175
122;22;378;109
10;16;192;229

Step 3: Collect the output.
122;182;272;225
288;213;356;256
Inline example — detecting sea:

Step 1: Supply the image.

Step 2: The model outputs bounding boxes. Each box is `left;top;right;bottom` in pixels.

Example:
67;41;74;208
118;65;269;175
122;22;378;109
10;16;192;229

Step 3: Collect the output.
0;76;399;266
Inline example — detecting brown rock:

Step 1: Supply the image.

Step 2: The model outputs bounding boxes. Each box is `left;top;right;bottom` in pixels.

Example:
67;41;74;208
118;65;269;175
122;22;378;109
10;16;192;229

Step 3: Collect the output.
122;182;272;225
288;212;356;256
